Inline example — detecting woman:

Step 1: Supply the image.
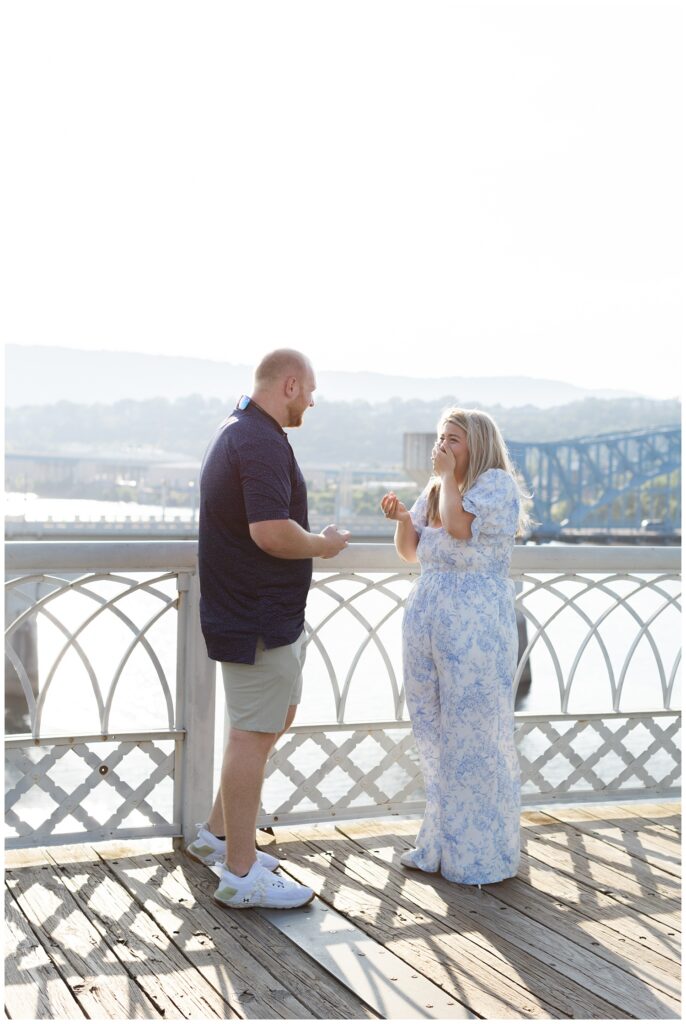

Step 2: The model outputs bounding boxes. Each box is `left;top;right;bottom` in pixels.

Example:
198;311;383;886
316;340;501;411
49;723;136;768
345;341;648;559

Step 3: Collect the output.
381;407;529;885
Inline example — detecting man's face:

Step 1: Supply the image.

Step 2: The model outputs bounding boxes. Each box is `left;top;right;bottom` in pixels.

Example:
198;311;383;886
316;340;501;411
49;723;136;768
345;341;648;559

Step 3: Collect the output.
286;367;317;427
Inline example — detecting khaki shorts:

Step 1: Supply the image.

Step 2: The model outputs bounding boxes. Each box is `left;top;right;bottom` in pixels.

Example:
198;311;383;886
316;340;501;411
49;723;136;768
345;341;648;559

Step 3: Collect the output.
221;632;306;733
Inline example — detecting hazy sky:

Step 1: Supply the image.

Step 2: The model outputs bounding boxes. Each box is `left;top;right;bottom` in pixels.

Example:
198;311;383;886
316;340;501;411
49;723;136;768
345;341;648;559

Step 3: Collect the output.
3;0;683;398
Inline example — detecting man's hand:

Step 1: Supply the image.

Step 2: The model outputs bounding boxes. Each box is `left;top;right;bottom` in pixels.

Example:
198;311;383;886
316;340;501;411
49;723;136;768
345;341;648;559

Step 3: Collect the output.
319;524;351;558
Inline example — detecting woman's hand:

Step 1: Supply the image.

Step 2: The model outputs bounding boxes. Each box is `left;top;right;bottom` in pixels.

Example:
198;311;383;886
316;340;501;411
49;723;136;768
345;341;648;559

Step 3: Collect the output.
380;491;410;522
432;441;455;477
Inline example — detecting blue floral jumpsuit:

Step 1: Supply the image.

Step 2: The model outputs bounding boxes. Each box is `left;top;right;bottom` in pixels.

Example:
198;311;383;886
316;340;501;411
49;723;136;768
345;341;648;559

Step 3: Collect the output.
403;468;521;884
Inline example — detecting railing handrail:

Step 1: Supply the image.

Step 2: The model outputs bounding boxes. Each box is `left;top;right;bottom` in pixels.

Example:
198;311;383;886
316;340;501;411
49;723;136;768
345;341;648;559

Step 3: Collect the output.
4;540;681;573
5;540;199;572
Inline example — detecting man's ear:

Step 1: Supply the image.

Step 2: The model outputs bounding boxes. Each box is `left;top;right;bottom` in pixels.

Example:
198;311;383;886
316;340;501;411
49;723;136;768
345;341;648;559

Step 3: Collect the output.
284;375;298;396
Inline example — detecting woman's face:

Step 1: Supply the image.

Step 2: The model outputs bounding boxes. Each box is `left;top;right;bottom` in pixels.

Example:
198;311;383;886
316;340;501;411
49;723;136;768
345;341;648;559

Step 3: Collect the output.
438;420;470;483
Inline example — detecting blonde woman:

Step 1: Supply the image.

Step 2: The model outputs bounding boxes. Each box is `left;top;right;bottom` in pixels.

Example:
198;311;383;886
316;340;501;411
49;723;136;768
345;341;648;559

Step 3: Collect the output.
381;408;528;885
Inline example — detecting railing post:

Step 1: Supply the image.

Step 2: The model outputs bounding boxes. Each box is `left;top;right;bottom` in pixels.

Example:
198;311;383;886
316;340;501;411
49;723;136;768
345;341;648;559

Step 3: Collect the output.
175;569;216;846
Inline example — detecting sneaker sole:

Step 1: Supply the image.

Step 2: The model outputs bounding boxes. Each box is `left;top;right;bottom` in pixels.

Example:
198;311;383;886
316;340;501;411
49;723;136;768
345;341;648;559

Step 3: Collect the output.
184;847;217;868
212;890;315;911
185;846;282;874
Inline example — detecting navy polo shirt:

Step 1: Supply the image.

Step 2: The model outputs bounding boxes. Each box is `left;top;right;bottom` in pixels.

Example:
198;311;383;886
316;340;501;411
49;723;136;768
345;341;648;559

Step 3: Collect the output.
198;400;312;664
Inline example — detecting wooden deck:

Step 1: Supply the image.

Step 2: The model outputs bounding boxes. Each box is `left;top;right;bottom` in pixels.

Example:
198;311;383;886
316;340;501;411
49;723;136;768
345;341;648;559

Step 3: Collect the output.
5;801;681;1020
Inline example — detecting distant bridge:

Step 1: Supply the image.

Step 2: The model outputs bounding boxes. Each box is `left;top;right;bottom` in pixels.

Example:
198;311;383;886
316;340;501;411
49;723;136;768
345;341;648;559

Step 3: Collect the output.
405;426;681;537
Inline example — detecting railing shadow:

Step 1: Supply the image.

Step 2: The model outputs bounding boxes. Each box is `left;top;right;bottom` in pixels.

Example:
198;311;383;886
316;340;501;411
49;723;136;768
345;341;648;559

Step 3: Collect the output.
267;815;680;1019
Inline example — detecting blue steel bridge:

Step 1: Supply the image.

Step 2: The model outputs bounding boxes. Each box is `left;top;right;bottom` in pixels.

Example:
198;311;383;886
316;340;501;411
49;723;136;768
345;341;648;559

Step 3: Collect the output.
404;425;681;539
508;426;680;535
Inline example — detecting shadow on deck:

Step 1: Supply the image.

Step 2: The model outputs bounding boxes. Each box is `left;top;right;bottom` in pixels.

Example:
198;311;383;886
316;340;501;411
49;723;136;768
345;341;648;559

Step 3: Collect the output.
5;801;681;1020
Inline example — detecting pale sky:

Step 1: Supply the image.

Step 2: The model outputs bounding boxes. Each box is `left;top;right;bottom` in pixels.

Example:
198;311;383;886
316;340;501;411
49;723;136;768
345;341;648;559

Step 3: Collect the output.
2;0;683;399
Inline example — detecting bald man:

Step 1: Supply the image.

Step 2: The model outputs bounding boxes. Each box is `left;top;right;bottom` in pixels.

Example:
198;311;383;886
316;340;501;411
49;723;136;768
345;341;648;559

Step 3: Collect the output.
188;349;350;909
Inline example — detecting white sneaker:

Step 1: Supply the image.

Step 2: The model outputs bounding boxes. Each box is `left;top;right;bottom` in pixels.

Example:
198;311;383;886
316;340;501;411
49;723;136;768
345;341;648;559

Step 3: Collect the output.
213;860;315;909
186;824;280;872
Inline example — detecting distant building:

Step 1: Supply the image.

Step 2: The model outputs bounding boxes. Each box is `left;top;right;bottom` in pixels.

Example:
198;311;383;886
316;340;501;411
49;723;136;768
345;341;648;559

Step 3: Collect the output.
5;451;198;491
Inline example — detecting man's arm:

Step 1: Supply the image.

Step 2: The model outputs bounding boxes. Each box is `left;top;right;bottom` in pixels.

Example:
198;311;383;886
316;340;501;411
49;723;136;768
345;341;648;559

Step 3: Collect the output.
250;519;349;559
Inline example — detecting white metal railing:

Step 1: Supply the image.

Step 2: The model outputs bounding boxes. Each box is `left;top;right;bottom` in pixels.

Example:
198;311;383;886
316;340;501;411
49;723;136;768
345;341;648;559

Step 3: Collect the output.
4;541;681;849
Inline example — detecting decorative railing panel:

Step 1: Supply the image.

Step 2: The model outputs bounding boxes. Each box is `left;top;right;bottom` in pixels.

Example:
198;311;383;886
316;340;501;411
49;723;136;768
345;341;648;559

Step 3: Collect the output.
5;733;179;847
5;542;681;848
6;569;179;737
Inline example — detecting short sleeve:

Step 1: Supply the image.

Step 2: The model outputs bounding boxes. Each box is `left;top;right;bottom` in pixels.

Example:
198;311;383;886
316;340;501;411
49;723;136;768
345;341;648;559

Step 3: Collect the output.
408;486;430;535
238;441;292;523
462;469;519;541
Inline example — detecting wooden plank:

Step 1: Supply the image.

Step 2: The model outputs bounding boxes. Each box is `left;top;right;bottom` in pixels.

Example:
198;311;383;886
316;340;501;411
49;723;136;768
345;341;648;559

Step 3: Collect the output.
272;824;627;1020
520;813;680;929
6;852;164;1019
5;887;86;1020
175;851;380;1020
337;819;681;1006
335;817;681;962
43;844;237;1020
99;850;317;1019
570;802;681;836
519;848;680;956
545;805;681;876
649;801;681;816
523;811;681;894
613;802;681;834
258;899;473;1020
329;821;681;1021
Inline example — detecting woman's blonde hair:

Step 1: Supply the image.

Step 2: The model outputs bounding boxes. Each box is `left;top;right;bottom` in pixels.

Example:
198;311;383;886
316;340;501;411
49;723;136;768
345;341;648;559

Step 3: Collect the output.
426;407;531;535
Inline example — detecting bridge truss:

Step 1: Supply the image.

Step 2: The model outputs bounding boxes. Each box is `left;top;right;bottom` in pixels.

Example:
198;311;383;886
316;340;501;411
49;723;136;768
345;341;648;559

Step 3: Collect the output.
508;426;681;534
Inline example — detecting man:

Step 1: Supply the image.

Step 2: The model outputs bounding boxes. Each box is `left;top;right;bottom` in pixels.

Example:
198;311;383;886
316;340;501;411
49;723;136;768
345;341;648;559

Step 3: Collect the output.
187;349;349;909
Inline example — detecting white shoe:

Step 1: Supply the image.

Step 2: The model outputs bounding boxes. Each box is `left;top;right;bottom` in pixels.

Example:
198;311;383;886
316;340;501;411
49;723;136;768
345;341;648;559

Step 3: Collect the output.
213;861;315;909
186;824;280;872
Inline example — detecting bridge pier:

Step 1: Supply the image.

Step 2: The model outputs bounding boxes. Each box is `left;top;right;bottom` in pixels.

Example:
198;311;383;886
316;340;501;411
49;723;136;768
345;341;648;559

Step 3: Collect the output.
5;583;40;734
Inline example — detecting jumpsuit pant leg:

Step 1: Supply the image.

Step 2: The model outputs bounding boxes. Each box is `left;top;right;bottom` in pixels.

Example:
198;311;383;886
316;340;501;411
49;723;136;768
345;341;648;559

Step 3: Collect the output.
402;580;442;871
431;576;521;883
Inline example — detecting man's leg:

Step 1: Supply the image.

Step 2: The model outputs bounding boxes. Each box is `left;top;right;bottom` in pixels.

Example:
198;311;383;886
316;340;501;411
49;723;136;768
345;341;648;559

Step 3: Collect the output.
217;726;276;875
277;702;297;741
206;702;298;855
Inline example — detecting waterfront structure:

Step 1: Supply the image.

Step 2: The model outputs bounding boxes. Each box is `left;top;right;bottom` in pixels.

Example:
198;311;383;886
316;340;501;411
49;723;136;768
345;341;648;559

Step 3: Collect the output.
4;540;681;1019
6;426;681;542
5;541;679;838
5;450;197;490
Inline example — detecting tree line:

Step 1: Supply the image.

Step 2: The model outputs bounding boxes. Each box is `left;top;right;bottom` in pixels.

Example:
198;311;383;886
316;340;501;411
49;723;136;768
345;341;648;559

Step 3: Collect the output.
6;394;681;467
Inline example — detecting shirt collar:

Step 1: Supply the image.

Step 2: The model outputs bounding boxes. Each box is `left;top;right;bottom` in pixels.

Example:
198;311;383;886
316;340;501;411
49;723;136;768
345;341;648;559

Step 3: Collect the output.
238;397;287;436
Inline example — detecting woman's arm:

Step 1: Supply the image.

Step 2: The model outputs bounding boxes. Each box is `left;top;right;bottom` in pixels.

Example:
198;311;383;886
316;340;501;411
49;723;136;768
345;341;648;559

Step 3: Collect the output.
393;516;420;562
380;492;419;562
438;475;476;540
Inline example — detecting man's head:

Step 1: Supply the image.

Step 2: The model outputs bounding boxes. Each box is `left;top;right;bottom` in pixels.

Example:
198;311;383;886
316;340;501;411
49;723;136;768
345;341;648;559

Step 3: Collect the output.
252;349;316;428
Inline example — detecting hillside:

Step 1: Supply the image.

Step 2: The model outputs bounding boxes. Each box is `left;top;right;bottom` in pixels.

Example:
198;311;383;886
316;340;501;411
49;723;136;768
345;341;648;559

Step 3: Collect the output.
6;393;680;468
5;345;647;409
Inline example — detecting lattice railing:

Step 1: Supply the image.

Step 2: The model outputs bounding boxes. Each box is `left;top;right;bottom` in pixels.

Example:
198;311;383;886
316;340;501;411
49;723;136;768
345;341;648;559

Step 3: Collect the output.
259;545;681;823
4;542;681;847
4;543;214;849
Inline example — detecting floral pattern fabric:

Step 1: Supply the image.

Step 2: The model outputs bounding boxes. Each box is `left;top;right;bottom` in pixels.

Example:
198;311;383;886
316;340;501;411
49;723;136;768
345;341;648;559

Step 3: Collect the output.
403;468;521;884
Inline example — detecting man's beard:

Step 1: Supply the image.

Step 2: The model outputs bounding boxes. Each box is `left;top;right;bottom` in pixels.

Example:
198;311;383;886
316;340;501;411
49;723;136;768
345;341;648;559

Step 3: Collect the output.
285;401;304;428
